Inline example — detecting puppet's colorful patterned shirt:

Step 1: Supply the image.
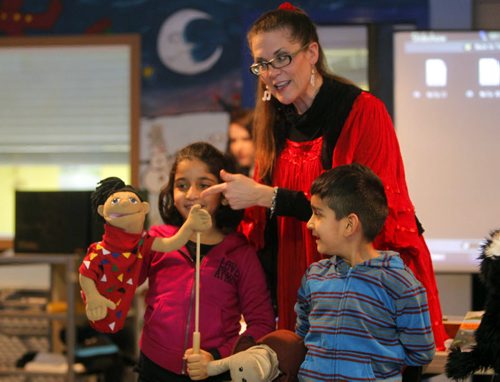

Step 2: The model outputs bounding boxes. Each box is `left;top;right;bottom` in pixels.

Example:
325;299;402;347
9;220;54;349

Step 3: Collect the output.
79;224;154;333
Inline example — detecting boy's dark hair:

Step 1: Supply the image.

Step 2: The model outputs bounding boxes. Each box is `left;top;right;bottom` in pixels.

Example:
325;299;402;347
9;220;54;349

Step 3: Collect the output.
159;142;244;232
310;163;388;241
91;177;142;222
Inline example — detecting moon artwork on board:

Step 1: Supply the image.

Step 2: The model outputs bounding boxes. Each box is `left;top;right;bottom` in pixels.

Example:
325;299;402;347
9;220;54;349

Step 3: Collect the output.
157;9;223;75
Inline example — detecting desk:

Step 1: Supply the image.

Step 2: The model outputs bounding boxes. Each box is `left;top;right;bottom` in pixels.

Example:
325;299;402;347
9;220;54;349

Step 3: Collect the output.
423;320;460;376
424;351;448;375
0;237;13;251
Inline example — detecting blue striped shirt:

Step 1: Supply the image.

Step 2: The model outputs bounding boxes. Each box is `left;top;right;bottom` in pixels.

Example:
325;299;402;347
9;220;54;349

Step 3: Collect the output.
295;252;435;381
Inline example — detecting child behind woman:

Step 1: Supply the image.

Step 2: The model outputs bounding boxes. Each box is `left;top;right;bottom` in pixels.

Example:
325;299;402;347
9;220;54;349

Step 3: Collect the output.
136;142;275;382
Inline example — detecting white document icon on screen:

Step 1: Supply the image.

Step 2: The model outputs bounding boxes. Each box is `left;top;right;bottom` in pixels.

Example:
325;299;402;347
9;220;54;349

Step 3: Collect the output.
479;58;500;86
425;59;447;87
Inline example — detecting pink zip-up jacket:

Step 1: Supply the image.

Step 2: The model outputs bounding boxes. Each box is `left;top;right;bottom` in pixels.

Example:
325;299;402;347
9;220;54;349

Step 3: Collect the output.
138;224;275;375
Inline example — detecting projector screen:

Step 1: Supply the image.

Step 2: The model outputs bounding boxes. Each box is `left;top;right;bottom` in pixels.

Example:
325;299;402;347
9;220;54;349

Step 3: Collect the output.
394;31;500;272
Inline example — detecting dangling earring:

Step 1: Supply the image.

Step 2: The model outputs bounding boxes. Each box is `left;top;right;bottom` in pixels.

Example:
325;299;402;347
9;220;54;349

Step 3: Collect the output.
310;68;316;87
262;86;271;102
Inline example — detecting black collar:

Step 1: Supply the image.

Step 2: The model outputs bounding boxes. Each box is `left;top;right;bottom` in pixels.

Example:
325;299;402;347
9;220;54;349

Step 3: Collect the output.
274;77;362;169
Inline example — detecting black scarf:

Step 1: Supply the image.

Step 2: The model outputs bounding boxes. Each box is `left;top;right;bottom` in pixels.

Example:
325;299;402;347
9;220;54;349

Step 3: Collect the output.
274;77;361;169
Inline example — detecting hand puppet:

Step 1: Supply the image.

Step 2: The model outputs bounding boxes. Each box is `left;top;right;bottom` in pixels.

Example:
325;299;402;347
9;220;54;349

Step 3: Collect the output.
445;229;500;380
206;329;307;382
79;177;210;333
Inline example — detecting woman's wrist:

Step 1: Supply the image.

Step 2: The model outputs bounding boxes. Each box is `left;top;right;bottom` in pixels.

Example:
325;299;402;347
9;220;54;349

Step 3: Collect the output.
257;184;277;208
269;186;279;218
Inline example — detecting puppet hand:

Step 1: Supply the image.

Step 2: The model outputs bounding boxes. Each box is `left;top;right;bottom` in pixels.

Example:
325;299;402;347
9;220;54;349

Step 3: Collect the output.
188;345;280;382
85;292;116;321
185;348;214;380
201;170;271;210
186;204;212;232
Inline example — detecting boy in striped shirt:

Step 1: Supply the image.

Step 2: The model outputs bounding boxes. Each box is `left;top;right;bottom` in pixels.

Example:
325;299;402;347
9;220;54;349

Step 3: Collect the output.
295;163;435;381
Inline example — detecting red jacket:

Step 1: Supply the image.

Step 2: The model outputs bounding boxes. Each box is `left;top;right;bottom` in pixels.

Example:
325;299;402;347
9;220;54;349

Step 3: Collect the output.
138;225;275;375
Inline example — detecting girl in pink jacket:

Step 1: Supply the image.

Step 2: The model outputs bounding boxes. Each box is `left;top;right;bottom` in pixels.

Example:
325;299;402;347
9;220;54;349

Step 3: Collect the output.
136;142;275;382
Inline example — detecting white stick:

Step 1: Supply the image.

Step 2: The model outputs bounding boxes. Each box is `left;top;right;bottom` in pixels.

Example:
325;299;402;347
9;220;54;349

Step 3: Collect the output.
193;231;201;353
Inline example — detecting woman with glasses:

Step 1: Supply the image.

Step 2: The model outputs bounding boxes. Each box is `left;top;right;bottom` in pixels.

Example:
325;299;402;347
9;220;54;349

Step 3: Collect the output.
202;2;447;354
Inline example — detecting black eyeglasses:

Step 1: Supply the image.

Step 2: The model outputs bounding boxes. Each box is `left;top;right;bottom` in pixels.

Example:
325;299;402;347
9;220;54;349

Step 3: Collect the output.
249;44;309;76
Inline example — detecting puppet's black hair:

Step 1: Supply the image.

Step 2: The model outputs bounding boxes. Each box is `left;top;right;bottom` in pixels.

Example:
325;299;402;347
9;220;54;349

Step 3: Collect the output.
91;177;141;214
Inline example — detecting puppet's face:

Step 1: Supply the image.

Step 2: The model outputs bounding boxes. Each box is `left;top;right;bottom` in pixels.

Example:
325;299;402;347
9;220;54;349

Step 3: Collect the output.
98;191;150;234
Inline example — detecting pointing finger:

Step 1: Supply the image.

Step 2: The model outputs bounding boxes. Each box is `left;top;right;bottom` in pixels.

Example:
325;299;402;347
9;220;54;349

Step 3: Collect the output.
200;183;227;198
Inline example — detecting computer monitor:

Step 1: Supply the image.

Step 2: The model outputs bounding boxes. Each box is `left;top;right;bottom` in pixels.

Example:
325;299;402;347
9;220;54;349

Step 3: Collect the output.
14;191;103;254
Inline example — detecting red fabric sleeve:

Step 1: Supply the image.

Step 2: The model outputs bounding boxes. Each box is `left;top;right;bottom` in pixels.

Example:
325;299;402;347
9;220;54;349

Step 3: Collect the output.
333;92;420;256
333;92;448;350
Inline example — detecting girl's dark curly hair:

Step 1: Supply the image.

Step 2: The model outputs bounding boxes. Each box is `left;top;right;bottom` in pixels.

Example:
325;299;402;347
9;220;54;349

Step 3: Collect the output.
158;142;243;232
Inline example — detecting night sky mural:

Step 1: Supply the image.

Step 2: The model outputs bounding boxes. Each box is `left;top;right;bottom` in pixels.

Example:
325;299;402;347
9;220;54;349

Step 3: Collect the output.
0;0;428;116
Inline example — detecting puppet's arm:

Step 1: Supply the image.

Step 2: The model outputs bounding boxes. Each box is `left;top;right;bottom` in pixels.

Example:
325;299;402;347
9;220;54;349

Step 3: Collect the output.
151;204;211;252
79;273;117;321
186;345;280;382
